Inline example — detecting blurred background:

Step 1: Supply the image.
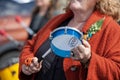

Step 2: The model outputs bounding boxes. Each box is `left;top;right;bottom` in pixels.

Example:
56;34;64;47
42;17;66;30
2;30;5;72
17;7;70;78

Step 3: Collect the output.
0;0;67;80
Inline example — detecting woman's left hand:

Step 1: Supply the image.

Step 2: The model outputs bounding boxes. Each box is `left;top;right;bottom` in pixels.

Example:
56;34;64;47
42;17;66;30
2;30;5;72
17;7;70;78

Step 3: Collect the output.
71;39;91;64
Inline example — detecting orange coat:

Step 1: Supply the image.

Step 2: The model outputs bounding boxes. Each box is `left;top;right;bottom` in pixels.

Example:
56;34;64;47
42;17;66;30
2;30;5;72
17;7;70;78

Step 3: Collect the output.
19;10;120;80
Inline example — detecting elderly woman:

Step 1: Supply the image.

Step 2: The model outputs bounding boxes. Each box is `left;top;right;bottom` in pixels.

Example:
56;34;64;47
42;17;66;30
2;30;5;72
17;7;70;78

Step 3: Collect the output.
19;0;120;80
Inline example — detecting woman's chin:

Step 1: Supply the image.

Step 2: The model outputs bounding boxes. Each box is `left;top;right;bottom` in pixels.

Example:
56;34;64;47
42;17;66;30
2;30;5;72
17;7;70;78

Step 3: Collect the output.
70;5;82;11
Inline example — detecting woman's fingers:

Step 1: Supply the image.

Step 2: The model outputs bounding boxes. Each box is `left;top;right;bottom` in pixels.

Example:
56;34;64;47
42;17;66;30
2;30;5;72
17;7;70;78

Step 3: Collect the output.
22;57;42;75
29;63;37;73
32;57;39;67
33;57;42;71
70;40;91;63
82;39;90;48
22;64;32;75
77;45;85;53
37;61;43;71
71;47;81;60
29;58;42;72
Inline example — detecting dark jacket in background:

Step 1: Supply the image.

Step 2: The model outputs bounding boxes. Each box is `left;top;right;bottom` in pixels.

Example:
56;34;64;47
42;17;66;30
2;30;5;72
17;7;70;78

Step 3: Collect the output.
28;14;49;39
118;20;120;25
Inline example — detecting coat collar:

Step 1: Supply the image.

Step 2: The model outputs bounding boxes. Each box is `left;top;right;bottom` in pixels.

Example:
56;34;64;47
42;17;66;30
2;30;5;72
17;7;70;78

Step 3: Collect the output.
82;10;105;33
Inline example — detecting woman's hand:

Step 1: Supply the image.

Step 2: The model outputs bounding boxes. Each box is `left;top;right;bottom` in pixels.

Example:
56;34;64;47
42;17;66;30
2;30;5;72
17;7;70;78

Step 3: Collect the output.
71;39;91;64
22;57;42;75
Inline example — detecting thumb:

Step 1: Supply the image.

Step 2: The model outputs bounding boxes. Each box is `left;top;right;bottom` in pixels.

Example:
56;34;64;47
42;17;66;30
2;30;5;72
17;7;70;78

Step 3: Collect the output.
82;39;90;48
39;60;43;65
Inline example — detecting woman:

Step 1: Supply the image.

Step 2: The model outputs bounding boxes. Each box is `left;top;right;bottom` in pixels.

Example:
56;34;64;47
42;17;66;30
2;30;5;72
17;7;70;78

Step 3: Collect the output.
19;0;120;80
118;20;120;25
53;0;68;15
28;0;55;39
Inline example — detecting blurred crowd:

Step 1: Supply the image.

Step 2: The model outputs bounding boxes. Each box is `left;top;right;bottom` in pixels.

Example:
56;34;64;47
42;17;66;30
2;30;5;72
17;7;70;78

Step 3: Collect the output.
28;0;69;39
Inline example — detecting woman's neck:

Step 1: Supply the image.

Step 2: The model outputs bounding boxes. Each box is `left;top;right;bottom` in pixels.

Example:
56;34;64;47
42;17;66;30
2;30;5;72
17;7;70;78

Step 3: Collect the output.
68;9;94;30
73;9;94;23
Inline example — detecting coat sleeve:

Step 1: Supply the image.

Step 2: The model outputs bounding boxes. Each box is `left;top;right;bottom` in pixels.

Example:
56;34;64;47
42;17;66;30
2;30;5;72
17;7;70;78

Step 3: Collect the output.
87;21;120;80
19;35;37;80
18;14;64;80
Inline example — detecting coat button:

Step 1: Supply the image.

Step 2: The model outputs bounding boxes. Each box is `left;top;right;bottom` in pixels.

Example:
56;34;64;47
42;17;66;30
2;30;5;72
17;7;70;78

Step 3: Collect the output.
70;66;77;72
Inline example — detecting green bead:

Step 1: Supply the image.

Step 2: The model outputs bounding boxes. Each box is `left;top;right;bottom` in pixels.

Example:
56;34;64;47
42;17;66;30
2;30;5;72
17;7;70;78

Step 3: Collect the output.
88;33;92;38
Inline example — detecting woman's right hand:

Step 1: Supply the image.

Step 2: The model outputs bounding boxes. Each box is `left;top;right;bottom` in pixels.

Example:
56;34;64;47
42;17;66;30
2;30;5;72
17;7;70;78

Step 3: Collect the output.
22;57;42;75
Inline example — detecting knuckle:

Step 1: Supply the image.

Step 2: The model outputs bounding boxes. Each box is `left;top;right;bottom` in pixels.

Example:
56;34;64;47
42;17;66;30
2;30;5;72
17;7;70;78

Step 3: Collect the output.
80;55;84;60
30;63;34;67
33;57;38;62
33;67;37;71
34;62;39;66
23;69;31;75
